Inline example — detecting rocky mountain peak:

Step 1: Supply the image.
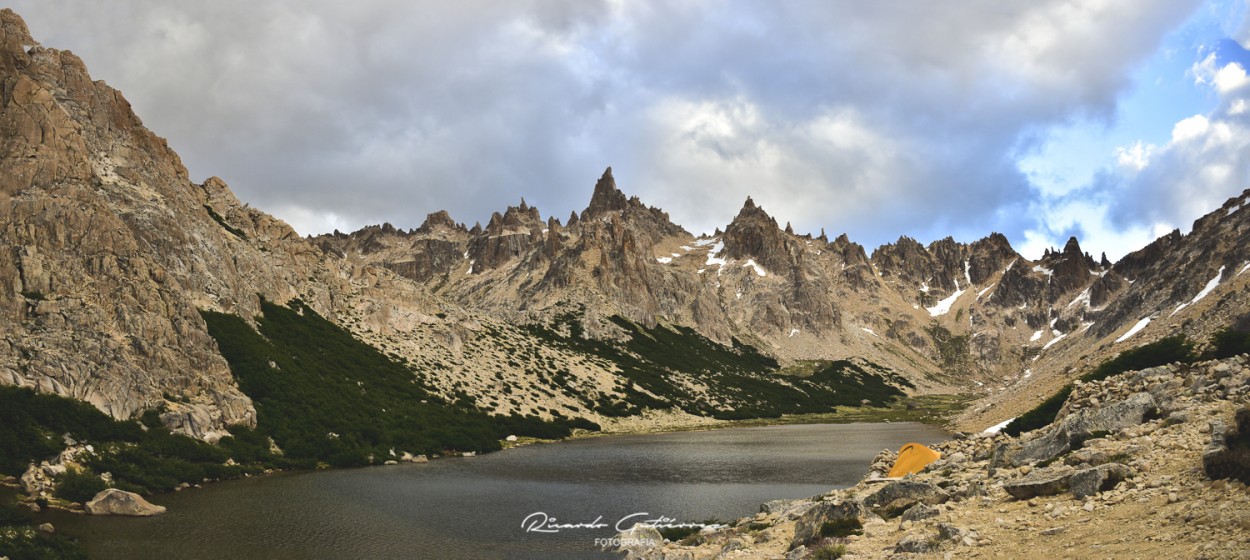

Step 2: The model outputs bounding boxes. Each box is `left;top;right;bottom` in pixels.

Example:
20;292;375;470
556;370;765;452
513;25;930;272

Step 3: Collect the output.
0;9;37;57
721;196;794;273
582;166;628;218
1062;236;1082;257
416;210;464;234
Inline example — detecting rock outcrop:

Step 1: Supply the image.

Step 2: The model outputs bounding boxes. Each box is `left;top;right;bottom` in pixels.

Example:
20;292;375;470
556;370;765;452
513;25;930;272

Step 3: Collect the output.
84;488;166;516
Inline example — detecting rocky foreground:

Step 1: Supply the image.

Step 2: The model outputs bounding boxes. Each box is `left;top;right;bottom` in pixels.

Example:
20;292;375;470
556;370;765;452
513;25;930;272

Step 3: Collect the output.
614;356;1250;559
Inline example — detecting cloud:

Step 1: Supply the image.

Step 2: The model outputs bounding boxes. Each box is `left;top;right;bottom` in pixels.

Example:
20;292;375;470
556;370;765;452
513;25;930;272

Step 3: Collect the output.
5;0;1212;254
1021;52;1250;260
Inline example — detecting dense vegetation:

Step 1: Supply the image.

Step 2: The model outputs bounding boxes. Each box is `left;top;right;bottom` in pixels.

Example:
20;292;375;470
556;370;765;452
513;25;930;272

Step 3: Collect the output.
201;298;595;468
525;310;910;420
0;384;290;496
1003;335;1197;436
1209;313;1250;359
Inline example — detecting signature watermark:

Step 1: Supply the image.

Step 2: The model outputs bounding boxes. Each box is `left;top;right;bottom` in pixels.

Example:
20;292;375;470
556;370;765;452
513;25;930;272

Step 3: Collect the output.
522;511;727;548
521;511;728;534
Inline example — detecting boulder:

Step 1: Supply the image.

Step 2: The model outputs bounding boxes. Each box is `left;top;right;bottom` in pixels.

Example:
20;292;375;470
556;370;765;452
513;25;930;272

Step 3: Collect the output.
996;392;1158;468
1069;463;1131;499
895;531;941;553
937;522;968;541
790;499;863;549
1203;407;1250;484
1060;392;1158;437
900;503;940;524
863;480;946;518
84;489;166;516
1003;465;1075;500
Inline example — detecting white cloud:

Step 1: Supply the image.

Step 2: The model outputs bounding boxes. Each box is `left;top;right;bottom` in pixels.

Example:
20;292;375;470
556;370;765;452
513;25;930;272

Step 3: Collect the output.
1171;114;1211;142
1;0;1209;254
1193;53;1250;93
1116;141;1155;171
1023;40;1250;262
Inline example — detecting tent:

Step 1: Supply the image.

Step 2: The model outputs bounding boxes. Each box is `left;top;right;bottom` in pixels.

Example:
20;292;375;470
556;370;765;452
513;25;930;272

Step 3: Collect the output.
886;443;941;478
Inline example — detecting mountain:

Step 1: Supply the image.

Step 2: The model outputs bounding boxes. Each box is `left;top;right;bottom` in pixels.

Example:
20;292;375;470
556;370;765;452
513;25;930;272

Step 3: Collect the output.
3;6;1250;445
317;165;1250;429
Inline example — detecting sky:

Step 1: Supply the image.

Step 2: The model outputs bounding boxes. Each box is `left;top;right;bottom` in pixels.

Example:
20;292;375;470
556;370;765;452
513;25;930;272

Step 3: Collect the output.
9;1;1250;261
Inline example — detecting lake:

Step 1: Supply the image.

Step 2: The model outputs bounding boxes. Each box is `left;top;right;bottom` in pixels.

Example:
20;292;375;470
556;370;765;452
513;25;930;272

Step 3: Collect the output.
45;422;948;559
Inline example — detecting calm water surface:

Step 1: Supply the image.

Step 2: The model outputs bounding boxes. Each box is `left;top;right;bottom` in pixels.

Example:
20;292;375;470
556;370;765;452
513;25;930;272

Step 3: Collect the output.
46;422;947;559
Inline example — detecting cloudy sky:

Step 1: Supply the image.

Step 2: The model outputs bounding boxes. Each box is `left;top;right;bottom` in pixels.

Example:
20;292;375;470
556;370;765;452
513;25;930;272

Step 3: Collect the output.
10;1;1250;260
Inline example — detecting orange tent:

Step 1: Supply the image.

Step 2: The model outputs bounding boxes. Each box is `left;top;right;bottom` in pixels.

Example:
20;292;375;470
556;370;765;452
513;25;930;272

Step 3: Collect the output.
886;443;941;478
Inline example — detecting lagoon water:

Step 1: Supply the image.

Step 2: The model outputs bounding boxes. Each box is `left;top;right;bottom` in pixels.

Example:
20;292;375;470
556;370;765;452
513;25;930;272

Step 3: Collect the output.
47;422;947;559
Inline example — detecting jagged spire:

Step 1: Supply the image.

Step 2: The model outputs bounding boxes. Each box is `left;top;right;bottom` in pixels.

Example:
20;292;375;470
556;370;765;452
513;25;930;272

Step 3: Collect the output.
1062;236;1082;257
784;221;794;235
584;166;628;217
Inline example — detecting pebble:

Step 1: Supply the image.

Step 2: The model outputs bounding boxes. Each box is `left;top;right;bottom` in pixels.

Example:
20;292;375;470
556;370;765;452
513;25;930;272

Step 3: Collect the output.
1083;501;1095;512
1041;526;1066;536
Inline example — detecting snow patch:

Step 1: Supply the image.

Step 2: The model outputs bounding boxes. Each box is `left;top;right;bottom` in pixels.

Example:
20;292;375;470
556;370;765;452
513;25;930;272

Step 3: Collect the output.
1239;262;1250;276
1030;330;1043;342
788;328;800;338
743;259;767;277
926;288;966;317
1023;369;1032;379
693;237;718;247
964;260;972;285
984;417;1016;434
1067;288;1091;310
1043;332;1067;350
1115;317;1152;343
976;284;995;299
655;256;672;264
919;281;930;293
1032;265;1053;276
705;241;727;270
1171;265;1225;316
861;327;877;336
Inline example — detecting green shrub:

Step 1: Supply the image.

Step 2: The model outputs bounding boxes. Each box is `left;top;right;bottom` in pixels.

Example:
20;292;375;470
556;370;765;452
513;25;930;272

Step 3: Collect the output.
810;543;847;560
53;468;106;504
1210;327;1250;360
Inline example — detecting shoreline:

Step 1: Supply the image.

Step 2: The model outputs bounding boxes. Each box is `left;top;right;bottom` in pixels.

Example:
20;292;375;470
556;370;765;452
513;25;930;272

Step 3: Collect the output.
9;393;974;518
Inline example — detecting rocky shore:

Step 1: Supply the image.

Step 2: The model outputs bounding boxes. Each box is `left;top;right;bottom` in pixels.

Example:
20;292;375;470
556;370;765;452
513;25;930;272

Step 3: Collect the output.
613;356;1250;559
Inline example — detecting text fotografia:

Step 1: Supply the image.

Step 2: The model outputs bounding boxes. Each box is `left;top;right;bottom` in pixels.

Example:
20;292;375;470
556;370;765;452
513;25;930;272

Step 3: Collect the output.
521;511;728;534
